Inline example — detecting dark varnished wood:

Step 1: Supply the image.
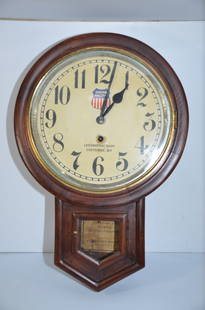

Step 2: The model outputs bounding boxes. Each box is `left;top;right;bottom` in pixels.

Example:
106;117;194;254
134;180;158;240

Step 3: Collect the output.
14;33;188;290
14;32;189;206
55;198;145;291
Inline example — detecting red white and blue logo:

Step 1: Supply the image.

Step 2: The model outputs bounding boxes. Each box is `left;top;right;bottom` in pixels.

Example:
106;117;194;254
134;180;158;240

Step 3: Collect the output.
91;88;111;110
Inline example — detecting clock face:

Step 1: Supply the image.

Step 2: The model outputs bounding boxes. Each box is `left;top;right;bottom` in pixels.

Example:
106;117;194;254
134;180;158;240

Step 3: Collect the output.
29;48;175;193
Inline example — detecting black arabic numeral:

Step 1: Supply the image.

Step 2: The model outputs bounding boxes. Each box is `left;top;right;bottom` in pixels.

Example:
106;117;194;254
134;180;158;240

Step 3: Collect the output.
136;87;148;107
143;112;156;131
137;136;148;155
74;69;86;88
95;65;99;83
92;156;104;176
53;133;64;152
95;64;111;84
71;151;81;170
45;109;56;128
55;85;70;105
116;152;128;171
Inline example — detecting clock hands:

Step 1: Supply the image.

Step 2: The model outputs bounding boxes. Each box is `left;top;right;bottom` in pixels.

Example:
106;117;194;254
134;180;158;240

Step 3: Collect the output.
96;61;117;124
96;71;129;123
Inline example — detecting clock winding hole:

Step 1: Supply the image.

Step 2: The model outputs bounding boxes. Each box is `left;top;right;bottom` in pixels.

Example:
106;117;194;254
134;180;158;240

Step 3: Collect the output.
97;135;105;143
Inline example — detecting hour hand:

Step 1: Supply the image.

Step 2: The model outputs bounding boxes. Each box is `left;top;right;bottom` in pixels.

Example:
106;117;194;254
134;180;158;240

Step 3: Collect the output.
111;76;129;104
102;72;129;118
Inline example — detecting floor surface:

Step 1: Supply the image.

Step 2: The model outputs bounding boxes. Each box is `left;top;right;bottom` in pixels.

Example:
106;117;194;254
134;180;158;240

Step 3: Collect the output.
0;253;204;310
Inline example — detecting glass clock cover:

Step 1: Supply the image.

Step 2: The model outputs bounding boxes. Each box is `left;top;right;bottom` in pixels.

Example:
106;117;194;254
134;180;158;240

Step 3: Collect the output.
29;49;175;193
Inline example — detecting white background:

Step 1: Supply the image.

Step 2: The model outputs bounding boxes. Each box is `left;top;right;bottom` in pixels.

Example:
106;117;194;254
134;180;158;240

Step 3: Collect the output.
0;20;204;254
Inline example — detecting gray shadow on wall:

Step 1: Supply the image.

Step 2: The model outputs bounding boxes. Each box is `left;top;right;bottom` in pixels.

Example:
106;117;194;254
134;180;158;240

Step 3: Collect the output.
6;50;55;267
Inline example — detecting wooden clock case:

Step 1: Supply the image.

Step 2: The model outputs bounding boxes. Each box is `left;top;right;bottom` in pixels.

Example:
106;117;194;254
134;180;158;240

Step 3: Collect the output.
14;33;188;291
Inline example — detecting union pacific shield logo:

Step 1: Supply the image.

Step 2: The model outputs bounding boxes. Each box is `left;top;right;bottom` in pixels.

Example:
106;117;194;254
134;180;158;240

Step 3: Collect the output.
91;88;111;109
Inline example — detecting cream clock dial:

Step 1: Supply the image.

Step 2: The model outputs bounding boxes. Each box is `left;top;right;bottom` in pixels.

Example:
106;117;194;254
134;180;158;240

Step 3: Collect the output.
30;49;174;193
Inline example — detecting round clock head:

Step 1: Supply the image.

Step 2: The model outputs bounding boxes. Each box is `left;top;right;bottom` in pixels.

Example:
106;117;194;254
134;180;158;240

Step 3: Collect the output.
30;49;173;193
15;33;188;204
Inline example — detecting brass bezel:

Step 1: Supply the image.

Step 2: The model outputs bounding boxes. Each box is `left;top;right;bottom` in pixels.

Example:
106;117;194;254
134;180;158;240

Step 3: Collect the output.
28;46;177;194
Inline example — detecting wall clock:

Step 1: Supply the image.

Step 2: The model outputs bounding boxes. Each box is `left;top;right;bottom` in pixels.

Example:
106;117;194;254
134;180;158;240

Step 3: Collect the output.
14;32;188;291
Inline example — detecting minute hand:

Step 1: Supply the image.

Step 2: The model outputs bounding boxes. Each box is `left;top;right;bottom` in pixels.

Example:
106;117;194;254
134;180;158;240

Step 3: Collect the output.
100;61;117;117
102;82;129;118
